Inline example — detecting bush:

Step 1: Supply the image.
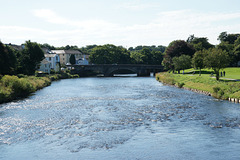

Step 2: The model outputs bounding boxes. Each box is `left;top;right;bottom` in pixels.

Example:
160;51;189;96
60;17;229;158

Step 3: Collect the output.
0;87;12;103
17;74;26;78
176;82;185;88
1;75;34;97
0;75;51;103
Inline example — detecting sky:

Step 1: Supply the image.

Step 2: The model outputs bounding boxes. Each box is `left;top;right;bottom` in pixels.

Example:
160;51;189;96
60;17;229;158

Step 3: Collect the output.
0;0;240;48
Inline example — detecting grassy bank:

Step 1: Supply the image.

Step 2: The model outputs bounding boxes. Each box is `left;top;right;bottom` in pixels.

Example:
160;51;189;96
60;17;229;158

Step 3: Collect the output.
156;68;240;100
0;75;51;104
0;71;80;104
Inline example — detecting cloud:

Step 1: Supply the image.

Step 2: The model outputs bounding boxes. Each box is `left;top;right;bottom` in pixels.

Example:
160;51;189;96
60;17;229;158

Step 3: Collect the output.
2;9;240;47
121;2;159;11
33;9;68;25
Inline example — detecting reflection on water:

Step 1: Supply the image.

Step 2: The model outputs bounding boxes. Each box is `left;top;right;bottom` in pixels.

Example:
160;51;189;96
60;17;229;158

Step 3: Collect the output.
1;77;240;160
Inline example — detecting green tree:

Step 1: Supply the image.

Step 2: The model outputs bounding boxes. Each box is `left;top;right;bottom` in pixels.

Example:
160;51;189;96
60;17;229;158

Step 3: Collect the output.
18;40;44;75
162;40;195;71
89;44;131;64
130;48;163;65
204;48;229;80
151;51;163;65
218;31;240;44
217;42;235;66
187;35;214;51
0;42;17;75
172;54;192;73
192;50;206;76
233;37;240;66
69;54;76;64
130;51;144;64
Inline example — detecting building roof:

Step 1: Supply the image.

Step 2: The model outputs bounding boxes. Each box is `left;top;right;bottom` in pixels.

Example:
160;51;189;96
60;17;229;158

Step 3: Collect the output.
5;44;24;51
44;54;58;58
41;59;51;64
52;50;82;54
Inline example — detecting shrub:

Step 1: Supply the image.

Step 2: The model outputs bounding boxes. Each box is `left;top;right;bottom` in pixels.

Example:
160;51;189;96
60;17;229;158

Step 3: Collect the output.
17;74;26;78
0;87;12;103
176;82;185;88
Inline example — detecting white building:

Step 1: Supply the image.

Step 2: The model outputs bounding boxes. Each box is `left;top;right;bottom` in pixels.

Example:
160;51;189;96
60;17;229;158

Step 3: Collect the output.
51;50;82;65
38;59;51;73
44;54;60;72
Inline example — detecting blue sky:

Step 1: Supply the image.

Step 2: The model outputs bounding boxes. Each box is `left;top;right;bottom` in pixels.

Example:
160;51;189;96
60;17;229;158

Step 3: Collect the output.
0;0;240;47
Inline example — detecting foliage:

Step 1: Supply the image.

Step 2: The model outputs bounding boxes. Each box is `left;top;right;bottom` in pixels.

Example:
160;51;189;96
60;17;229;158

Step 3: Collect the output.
130;48;163;65
89;44;131;64
218;31;240;44
187;35;214;51
0;42;17;75
162;40;195;70
204;48;229;80
17;40;45;75
192;50;206;75
69;54;76;64
172;54;192;73
128;45;166;53
80;45;97;54
0;75;51;103
40;43;56;50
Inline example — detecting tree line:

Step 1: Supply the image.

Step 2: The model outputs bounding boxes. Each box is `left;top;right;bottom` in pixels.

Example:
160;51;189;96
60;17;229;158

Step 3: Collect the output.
1;31;239;79
0;41;44;75
163;32;240;80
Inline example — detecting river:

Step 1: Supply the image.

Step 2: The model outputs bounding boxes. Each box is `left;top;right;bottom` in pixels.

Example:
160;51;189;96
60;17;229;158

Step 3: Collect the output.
1;76;240;160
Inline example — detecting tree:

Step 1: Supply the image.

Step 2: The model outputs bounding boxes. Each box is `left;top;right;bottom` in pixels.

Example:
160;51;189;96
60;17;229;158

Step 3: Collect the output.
130;48;163;65
233;37;240;66
89;44;131;64
217;31;228;42
218;31;240;44
69;54;76;64
0;42;17;75
217;42;235;66
172;54;192;73
130;51;144;64
204;48;229;80
151;51;163;65
162;40;195;71
164;40;195;58
18;40;44;75
187;35;214;51
192;50;206;76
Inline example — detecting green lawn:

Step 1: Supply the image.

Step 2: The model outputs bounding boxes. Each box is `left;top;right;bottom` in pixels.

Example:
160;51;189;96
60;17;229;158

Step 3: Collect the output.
182;67;240;80
156;67;240;100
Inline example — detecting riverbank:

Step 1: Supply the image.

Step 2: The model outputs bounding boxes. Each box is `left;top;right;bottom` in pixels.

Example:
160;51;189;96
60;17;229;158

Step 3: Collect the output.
156;71;240;102
0;72;80;104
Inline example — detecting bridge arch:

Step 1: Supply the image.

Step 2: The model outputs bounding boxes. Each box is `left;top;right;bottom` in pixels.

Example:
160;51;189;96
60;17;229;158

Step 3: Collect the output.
70;64;163;77
104;67;139;77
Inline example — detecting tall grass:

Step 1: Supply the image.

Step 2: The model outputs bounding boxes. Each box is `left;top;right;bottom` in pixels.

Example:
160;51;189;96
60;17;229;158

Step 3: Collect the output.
0;75;51;104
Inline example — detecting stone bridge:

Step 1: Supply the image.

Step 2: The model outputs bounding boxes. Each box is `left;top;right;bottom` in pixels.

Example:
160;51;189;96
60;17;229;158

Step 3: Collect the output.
69;64;164;77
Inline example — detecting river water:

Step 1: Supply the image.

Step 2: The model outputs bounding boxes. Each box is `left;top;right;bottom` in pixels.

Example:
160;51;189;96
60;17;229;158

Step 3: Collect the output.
1;77;240;160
